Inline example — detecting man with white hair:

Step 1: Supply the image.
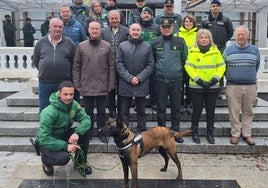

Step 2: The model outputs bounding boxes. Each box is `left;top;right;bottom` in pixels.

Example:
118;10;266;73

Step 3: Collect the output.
224;25;260;146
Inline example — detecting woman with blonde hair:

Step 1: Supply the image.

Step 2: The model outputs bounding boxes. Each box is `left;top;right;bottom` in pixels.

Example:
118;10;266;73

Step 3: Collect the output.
83;0;108;35
185;29;226;144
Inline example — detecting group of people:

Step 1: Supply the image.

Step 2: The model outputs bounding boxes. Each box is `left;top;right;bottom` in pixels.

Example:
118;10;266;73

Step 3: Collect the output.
3;15;36;47
29;0;260;177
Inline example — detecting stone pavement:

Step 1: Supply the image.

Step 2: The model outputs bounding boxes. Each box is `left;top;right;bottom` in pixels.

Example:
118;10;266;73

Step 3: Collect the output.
1;151;267;188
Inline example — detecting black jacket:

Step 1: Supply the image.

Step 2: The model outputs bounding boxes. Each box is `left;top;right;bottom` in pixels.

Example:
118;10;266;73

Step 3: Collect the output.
201;12;233;50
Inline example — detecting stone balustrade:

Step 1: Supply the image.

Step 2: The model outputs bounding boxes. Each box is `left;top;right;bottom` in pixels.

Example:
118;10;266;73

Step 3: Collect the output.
0;47;268;92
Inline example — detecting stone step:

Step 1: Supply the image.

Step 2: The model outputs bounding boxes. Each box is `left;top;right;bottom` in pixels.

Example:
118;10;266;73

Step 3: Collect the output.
5;89;231;107
0;136;267;154
1;121;268;137
1;104;268;121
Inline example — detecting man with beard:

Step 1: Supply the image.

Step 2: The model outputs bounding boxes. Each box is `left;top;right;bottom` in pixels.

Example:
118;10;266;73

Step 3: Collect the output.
128;0;146;26
73;21;115;143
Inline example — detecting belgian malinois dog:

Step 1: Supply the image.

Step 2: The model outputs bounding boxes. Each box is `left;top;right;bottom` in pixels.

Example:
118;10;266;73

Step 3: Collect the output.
99;118;192;188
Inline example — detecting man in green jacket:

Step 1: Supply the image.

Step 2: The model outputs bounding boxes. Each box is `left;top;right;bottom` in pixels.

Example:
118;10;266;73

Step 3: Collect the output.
151;18;188;143
35;81;92;176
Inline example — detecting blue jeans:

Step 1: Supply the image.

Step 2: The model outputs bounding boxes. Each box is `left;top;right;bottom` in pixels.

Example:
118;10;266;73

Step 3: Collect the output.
38;82;61;112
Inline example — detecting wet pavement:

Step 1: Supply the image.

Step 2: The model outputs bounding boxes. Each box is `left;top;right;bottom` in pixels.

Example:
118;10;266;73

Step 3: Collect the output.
1;152;267;188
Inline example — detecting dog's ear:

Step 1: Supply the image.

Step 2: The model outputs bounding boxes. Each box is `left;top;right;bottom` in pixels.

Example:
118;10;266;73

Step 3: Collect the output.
116;117;123;128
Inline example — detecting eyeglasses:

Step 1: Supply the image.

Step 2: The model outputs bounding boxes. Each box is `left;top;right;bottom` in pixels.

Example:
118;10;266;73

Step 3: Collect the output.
185;20;193;23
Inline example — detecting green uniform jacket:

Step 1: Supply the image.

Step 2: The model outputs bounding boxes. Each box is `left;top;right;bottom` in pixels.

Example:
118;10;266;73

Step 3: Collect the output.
151;35;188;83
36;92;91;151
185;45;226;89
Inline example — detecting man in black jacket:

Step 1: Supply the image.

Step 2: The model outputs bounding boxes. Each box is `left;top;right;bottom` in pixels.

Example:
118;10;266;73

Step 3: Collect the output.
3;15;17;47
201;0;233;98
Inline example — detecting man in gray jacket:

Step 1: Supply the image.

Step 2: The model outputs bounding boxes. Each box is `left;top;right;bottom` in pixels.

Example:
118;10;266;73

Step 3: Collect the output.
101;10;129;118
73;21;115;143
33;18;75;112
116;23;154;132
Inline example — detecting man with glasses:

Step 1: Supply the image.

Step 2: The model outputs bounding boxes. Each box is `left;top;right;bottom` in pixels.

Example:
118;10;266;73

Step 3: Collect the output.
154;0;182;34
201;0;233;99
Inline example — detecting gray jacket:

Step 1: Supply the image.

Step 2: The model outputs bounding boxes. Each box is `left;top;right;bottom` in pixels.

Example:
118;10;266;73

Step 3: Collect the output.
116;39;154;97
33;36;75;82
101;25;129;56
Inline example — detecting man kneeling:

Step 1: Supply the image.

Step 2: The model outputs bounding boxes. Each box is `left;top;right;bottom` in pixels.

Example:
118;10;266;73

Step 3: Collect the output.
35;81;92;176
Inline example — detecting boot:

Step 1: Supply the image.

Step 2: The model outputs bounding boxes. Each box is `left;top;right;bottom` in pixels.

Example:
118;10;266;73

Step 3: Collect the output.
207;126;215;144
192;126;200;144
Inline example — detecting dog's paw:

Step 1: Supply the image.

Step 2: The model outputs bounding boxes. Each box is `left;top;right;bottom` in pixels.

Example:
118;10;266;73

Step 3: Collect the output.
160;167;167;172
176;175;183;180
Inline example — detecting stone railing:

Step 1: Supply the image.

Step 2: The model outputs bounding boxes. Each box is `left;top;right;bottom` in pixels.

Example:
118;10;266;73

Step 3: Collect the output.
0;47;268;92
0;47;37;79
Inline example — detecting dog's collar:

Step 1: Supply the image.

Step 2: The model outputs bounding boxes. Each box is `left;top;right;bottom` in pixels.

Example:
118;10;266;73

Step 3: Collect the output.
118;134;143;151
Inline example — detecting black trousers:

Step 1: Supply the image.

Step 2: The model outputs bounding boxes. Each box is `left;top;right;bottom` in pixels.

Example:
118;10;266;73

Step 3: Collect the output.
190;89;219;129
120;96;146;131
107;89;121;118
156;80;182;131
181;69;191;106
83;96;107;136
40;128;91;166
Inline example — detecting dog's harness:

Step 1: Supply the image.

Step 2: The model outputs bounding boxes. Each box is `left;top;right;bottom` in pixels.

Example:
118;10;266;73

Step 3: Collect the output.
118;133;144;158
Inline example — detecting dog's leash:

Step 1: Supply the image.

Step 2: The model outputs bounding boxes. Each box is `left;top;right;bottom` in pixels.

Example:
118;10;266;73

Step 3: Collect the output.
70;148;121;177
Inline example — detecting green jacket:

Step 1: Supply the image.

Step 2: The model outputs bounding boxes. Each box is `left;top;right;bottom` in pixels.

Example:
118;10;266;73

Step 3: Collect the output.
36;92;91;151
185;45;226;89
151;35;188;83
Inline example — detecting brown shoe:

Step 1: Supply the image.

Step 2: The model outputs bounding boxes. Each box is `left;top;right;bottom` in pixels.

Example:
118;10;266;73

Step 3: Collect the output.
230;136;239;145
243;136;255;146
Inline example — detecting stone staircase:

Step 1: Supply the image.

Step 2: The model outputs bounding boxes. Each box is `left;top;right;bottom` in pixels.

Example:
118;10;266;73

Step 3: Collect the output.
0;89;268;154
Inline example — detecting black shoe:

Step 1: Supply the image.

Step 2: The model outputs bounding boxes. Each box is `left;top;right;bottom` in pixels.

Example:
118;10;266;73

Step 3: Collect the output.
174;137;184;143
151;105;157;111
99;136;109;143
180;107;186;114
84;163;92;175
29;138;40;156
207;135;215;144
186;105;193;115
192;135;200;144
42;162;54;176
136;128;147;133
217;93;223;100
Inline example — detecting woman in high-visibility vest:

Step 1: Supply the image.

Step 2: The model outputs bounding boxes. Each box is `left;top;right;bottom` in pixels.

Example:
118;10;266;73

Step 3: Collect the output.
184;29;226;144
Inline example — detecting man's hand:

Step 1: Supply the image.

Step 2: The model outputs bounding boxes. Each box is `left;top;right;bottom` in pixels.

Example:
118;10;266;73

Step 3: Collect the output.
68;133;79;145
67;143;81;153
130;77;139;85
